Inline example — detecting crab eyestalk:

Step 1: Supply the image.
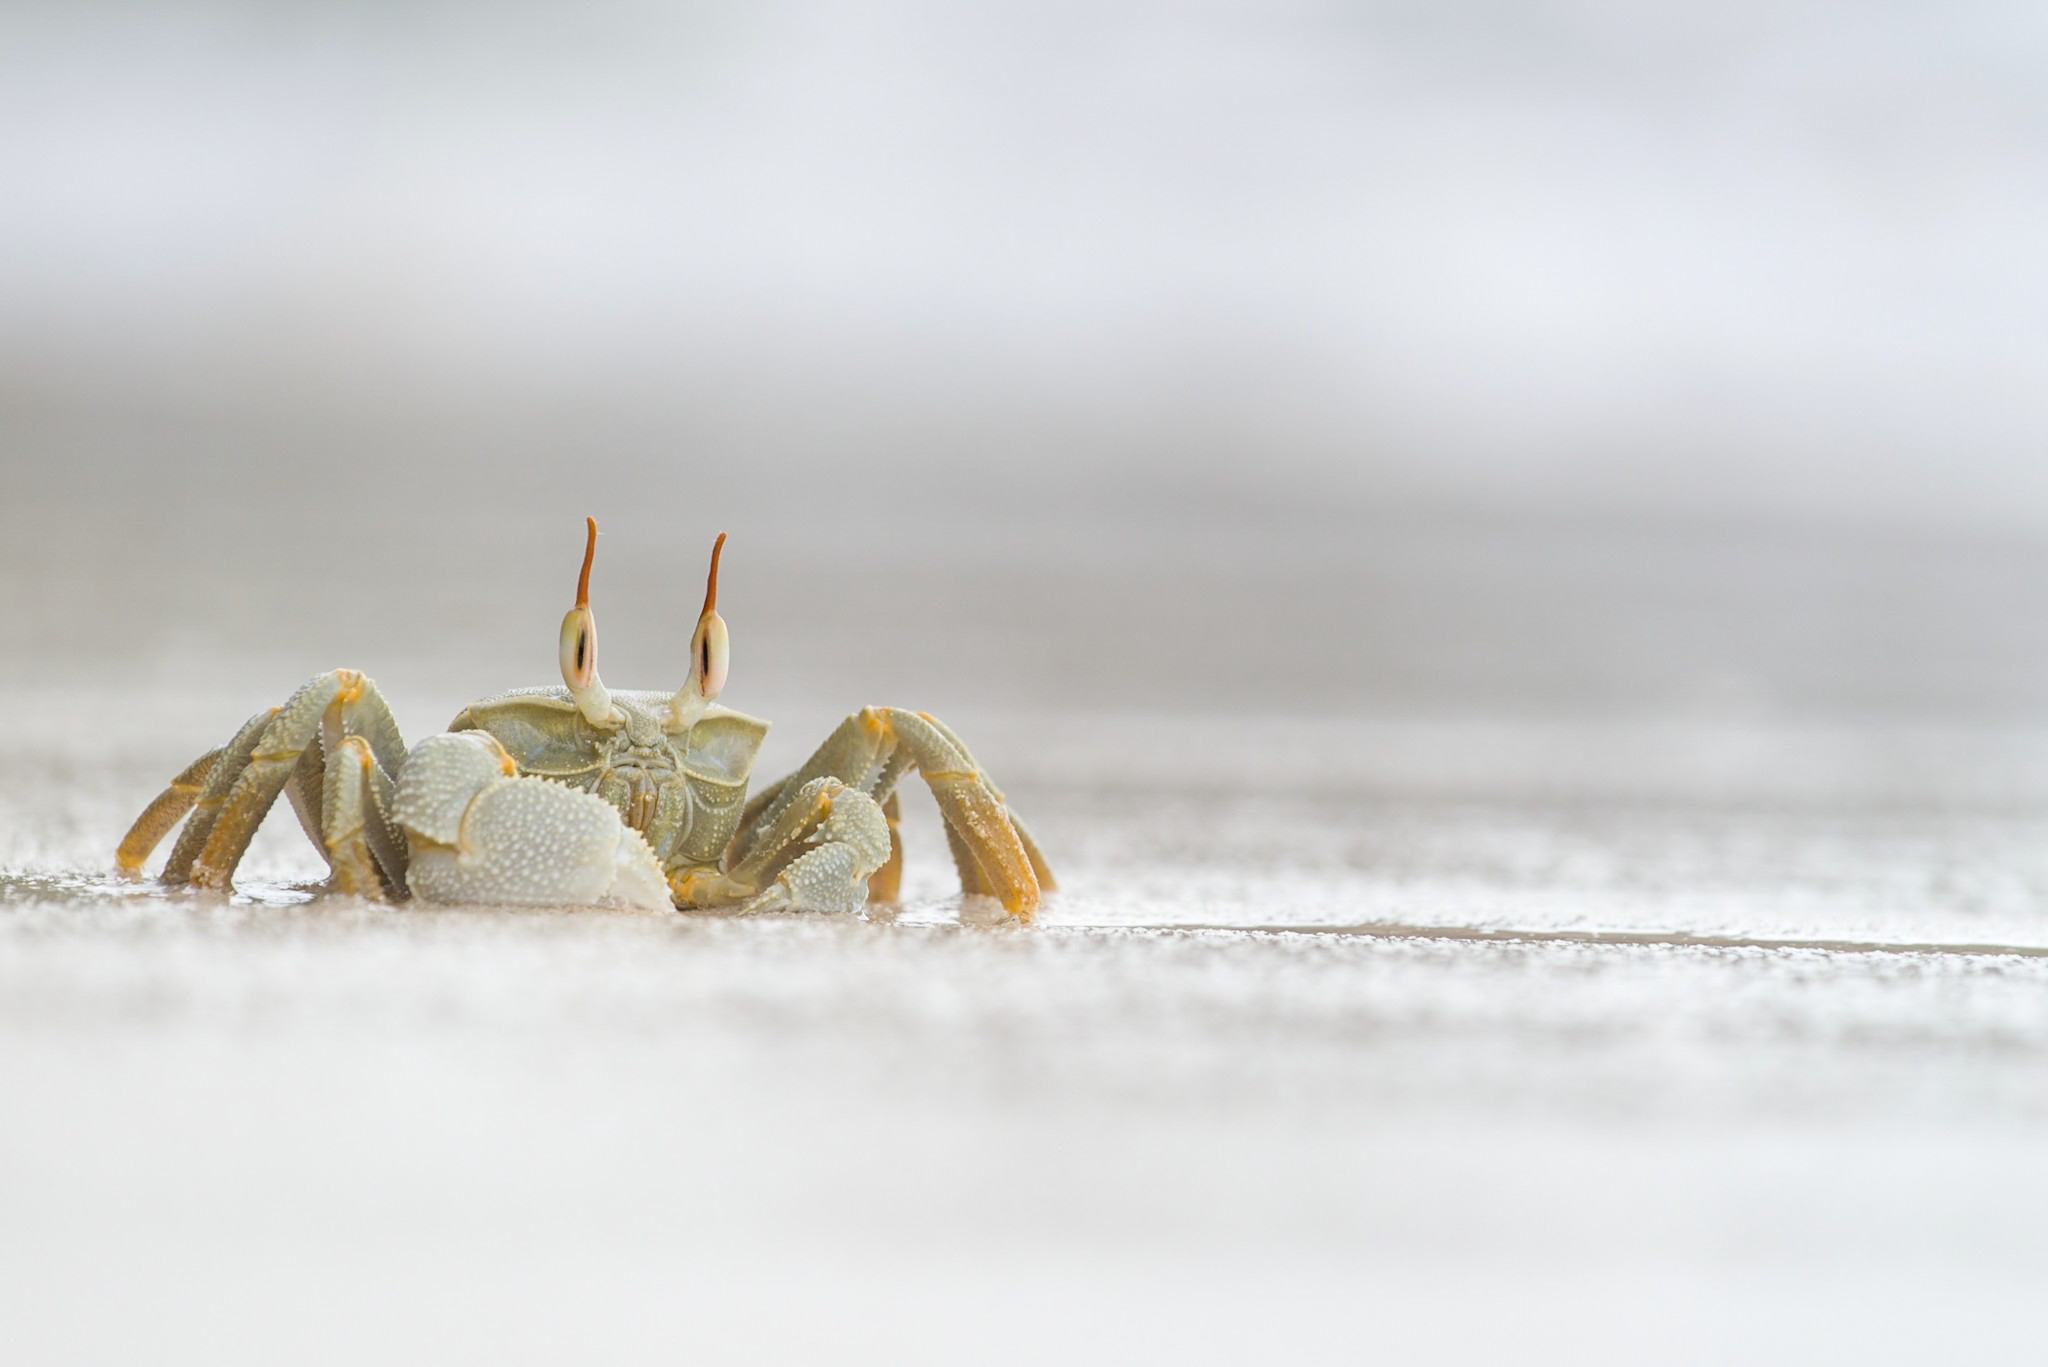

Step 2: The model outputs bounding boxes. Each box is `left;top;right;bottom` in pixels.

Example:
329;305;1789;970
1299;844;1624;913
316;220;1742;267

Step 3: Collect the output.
671;532;731;729
559;516;621;726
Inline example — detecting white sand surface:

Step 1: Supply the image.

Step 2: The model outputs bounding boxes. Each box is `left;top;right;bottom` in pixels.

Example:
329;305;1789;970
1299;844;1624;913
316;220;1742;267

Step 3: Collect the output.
5;665;2047;1364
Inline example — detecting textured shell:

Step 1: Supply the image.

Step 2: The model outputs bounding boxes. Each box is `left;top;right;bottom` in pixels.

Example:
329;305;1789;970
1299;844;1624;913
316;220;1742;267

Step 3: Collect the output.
445;687;769;867
395;732;671;911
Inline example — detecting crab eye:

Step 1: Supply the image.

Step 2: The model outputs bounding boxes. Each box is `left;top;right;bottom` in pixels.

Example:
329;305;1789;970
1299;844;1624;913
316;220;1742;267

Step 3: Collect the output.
693;612;729;701
560;606;598;690
558;516;618;726
672;531;731;724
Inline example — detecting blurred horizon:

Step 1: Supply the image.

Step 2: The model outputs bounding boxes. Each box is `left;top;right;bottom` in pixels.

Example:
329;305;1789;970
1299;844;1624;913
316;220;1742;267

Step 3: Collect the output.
5;0;2048;725
7;1;2048;526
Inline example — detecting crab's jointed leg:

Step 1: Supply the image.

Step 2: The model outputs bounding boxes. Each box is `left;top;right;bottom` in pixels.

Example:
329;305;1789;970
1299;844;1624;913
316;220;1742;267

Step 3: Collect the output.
866;790;905;902
116;743;228;876
317;735;409;898
718;706;1051;919
123;670;410;893
699;776;893;915
915;711;1056;898
185;670;407;891
151;706;280;881
122;671;673;911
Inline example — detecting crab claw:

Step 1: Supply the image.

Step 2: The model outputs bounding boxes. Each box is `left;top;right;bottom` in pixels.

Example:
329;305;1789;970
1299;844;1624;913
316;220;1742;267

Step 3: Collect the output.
395;733;670;911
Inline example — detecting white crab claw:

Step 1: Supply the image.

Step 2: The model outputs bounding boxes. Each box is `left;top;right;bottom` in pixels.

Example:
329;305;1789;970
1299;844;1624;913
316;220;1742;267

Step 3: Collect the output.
395;732;671;912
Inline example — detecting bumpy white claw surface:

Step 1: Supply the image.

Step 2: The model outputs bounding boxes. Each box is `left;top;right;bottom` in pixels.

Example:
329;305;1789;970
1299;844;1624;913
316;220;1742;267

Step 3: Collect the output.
734;780;894;915
396;733;671;912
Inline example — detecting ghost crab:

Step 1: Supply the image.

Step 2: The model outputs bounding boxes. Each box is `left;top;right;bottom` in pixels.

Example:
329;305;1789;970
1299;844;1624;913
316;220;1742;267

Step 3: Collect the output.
117;521;1052;919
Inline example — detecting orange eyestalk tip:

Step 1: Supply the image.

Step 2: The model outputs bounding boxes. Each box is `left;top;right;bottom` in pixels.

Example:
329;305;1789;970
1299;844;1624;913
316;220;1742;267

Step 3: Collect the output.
701;531;726;619
576;516;599;609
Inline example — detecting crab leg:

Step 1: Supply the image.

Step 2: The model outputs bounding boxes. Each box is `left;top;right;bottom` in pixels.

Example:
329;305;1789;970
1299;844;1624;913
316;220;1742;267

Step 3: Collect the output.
159;707;281;882
914;713;1055;891
733;707;1047;919
282;690;411;897
728;715;876;867
895;710;1040;917
717;777;893;915
318;735;408;897
169;670;407;891
866;790;905;902
116;744;229;875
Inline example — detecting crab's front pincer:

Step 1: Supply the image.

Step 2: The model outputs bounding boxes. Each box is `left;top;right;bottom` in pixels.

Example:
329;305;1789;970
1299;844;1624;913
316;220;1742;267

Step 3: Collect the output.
395;732;671;911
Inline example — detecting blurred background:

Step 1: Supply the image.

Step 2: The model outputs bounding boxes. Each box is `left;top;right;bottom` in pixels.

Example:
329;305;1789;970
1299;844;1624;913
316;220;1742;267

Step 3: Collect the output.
5;0;2048;723
7;4;2048;1363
